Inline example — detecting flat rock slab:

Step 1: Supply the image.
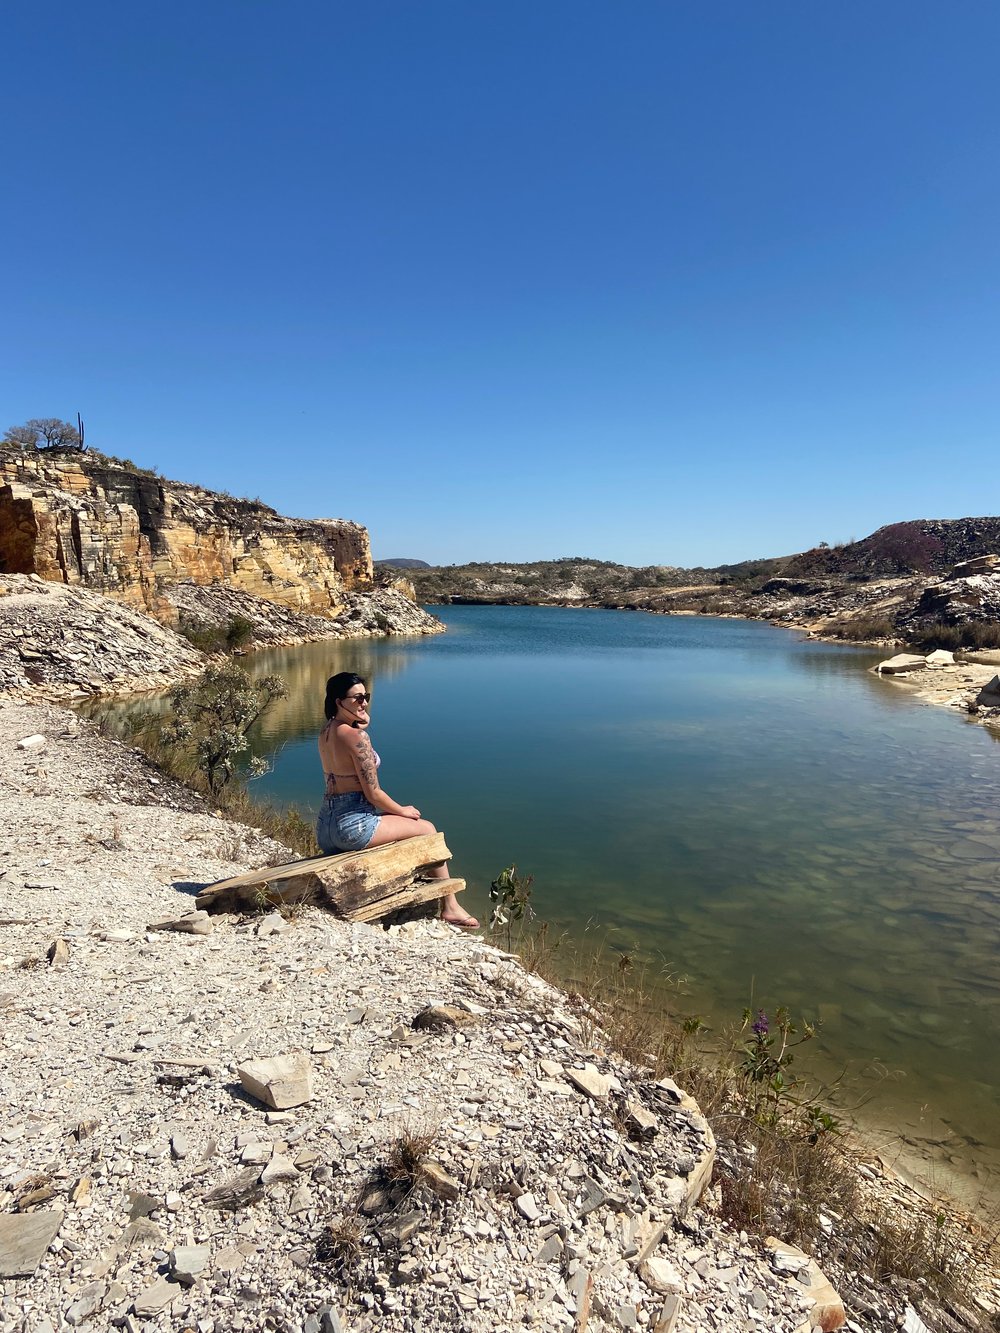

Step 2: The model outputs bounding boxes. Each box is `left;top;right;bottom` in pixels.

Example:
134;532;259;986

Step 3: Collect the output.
170;1244;210;1284
566;1063;612;1099
876;653;928;674
133;1277;182;1316
237;1052;313;1109
148;910;212;935
0;1208;63;1277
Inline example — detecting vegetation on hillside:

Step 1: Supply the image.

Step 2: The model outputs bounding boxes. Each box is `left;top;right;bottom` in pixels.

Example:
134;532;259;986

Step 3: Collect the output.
4;416;85;451
410;554;787;604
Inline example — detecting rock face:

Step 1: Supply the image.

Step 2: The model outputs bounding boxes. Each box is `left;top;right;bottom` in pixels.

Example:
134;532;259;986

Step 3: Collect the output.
0;447;372;620
907;560;1000;629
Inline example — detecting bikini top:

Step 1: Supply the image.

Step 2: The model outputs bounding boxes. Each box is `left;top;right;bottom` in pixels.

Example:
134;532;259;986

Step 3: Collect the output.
325;734;380;789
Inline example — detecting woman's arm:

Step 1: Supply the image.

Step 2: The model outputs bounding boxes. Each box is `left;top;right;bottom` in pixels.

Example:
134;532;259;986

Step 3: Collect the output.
342;727;419;818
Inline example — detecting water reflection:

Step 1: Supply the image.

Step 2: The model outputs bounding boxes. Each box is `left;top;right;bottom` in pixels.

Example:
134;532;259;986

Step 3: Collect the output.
244;637;421;744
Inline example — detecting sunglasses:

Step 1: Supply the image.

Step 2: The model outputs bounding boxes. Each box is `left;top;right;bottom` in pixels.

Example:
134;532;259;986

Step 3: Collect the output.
343;692;371;705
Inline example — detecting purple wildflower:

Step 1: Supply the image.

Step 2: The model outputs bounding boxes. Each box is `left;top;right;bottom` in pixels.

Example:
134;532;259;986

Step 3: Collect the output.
752;1009;769;1038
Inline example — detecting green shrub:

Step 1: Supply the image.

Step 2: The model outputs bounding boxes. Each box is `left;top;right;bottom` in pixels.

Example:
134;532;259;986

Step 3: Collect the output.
177;614;258;655
160;663;287;794
225;615;255;651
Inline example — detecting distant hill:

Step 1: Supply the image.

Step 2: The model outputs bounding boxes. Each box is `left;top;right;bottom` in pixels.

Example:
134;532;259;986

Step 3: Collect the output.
376;558;432;570
403;520;1000;647
407;554;787;606
783;518;1000;580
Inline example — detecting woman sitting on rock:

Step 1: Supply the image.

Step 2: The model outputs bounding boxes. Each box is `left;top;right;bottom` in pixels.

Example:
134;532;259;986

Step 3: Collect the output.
316;671;479;929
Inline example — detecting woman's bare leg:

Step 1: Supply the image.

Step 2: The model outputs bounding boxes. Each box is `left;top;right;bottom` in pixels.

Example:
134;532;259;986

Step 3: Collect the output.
366;817;478;926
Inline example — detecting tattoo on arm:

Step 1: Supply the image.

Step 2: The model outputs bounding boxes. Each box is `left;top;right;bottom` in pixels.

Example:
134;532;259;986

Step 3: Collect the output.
355;734;379;791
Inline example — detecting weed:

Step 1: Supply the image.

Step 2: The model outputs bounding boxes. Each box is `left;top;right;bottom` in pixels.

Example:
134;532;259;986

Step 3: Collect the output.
383;1123;438;1186
18;956;42;970
488;864;534;951
316;1213;363;1278
736;1006;826;1128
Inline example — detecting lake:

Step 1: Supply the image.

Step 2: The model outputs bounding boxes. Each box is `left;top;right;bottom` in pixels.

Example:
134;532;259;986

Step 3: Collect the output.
135;606;1000;1204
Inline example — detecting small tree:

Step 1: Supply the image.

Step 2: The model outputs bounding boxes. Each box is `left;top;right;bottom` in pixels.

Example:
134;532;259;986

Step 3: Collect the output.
161;663;288;795
3;425;37;449
3;418;83;450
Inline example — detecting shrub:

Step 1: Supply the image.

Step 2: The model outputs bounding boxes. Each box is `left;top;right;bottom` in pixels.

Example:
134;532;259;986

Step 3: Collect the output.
829;615;899;642
177;614;258;655
159;663;287;794
865;522;944;574
911;619;1000;652
488;864;534;950
225;615;255;651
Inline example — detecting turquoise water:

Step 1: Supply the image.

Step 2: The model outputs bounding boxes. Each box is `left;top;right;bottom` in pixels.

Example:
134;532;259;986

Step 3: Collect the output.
125;607;1000;1200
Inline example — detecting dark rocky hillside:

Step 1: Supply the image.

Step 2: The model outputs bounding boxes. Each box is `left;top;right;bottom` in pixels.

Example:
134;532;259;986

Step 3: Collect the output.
783;518;1000;580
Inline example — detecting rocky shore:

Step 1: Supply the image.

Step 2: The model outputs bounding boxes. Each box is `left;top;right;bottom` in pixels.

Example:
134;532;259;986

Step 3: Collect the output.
0;699;817;1332
0;574;442;702
3;699;1000;1331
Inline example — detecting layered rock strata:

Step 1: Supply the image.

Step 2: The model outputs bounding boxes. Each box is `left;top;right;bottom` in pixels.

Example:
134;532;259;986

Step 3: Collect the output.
0;448;372;620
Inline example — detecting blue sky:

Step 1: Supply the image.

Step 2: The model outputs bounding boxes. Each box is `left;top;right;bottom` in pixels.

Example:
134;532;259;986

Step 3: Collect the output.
3;3;998;566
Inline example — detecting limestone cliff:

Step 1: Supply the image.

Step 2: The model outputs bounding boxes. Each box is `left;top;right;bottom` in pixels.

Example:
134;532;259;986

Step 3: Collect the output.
0;447;373;621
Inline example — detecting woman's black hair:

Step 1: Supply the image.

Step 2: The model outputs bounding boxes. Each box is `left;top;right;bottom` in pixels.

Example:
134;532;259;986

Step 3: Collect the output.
324;671;367;721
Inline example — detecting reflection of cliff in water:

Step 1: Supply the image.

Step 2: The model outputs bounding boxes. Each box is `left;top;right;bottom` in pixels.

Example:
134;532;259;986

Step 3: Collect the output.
80;635;426;754
245;637;419;747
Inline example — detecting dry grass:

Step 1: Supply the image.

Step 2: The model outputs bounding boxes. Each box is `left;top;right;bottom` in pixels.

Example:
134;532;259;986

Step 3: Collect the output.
913;618;1000;652
828;614;900;643
315;1213;363;1277
96;710;319;858
497;916;1000;1318
383;1123;439;1186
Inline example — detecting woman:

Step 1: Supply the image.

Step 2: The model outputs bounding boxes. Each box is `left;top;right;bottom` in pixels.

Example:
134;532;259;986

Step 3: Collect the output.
316;671;479;928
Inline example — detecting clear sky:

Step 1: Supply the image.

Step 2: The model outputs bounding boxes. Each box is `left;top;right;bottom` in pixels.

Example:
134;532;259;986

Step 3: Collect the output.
3;3;998;567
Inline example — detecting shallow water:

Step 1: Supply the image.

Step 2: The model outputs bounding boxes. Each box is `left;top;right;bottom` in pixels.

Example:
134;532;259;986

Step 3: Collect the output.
108;607;1000;1205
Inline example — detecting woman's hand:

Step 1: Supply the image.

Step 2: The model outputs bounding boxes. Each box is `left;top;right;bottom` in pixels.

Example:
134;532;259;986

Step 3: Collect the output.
399;805;421;820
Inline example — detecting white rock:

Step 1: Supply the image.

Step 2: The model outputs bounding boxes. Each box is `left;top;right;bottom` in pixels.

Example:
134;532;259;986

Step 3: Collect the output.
876;653;928;675
516;1192;541;1221
17;734;46;751
902;1306;933;1333
261;1154;299;1185
237;1052;313;1109
566;1063;612;1099
639;1257;683;1294
170;1244;210;1284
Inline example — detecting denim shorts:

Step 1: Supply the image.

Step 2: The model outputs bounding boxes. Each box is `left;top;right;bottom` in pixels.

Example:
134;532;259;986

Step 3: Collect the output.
317;791;381;853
